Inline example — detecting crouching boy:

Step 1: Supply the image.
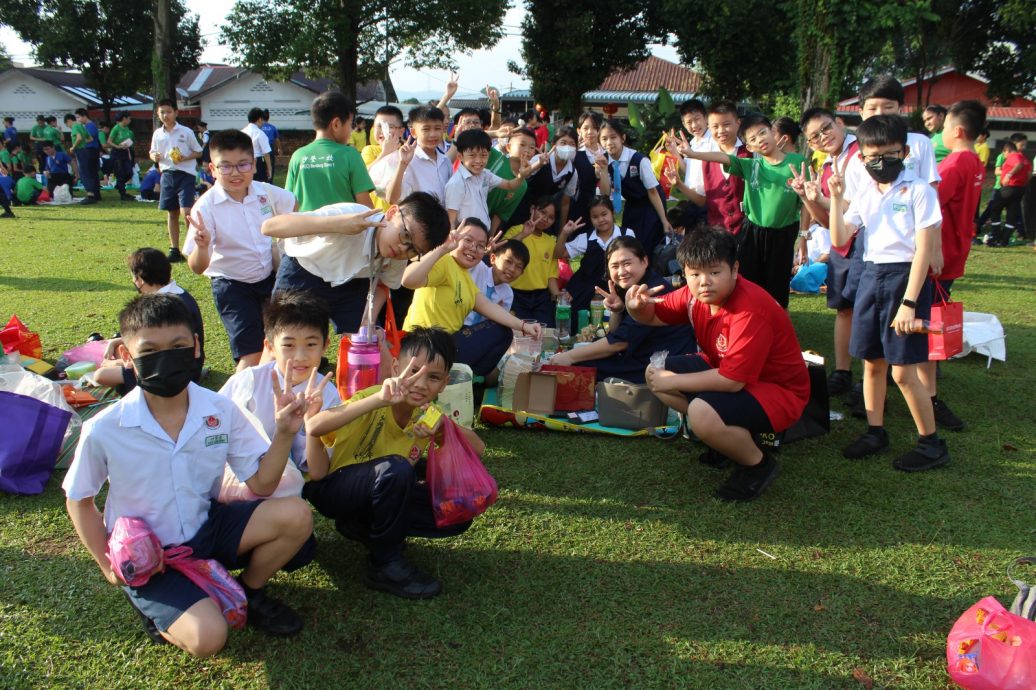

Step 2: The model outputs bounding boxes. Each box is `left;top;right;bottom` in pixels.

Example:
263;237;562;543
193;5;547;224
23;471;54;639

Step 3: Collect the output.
62;294;315;657
627;226;809;501
304;327;486;599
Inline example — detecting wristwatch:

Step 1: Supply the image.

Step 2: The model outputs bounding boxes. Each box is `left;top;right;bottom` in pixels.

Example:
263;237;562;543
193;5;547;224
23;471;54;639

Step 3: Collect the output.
901;298;917;308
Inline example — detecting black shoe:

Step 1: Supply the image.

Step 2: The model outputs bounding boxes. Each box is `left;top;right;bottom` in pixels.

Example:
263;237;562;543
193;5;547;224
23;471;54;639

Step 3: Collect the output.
713;453;780;502
167;247;184;263
827;369;852;396
0;210;14;218
932;398;965;431
851;396;868;419
243;587;303;636
364;557;442;600
698;448;731;469
79;196;98;205
893;438;950;472
842;428;890;459
121;590;167;645
119;193;134;201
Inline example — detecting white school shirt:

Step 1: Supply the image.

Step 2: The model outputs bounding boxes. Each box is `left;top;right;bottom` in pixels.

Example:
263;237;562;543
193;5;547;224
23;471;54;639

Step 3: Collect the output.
149;123;201;175
805;223;832;262
565;224;633;258
683;136;743;195
402;146;452;203
242;122;272;157
281;203;407;288
444;166;505;226
530;153;580;198
845;131;940;202
62;383;267;546
844;169;942;264
157;279;184;295
182;181;295;283
607;146;659;190
464;261;514;326
219;361;340;472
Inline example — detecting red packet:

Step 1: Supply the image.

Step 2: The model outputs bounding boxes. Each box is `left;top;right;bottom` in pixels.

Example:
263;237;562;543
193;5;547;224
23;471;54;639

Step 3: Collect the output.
540;365;596;412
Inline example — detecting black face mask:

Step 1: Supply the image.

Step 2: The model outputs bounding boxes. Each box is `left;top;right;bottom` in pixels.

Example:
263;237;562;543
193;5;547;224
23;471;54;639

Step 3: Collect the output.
864;156;905;184
132;346;197;398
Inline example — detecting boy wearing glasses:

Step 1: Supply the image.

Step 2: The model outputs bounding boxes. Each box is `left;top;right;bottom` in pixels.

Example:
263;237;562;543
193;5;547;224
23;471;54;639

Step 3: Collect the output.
184;130;297;371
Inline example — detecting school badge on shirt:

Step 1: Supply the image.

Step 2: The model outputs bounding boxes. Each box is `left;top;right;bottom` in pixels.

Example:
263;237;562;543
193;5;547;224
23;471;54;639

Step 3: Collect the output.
205;415;221;429
715;332;729;354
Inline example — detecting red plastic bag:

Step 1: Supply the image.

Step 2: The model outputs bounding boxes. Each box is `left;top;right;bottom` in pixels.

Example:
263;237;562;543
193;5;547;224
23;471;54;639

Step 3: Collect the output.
929;283;963;361
947;596;1036;690
164;546;248;630
427;419;498;527
540;365;596;411
0;315;43;358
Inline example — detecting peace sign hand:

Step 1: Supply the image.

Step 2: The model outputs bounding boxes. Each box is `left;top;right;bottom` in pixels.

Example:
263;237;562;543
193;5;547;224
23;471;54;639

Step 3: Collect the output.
378;357;428;405
444;71;460;100
827;152;850;200
560;218;585;238
624;283;666;312
398;136;416;165
301;367;333;419
595;279;623;312
487;230;506;252
272;359;307;435
186;212;210;247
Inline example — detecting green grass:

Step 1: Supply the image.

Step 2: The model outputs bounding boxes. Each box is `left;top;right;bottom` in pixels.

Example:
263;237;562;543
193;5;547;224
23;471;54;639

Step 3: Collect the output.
1;197;1035;689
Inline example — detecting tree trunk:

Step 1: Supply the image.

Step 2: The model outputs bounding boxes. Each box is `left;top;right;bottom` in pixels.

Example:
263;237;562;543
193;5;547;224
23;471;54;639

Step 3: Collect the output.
334;0;359;101
152;0;173;125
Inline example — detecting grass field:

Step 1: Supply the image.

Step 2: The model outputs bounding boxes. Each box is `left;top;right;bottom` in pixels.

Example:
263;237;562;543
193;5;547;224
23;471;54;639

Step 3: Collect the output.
0;196;1034;689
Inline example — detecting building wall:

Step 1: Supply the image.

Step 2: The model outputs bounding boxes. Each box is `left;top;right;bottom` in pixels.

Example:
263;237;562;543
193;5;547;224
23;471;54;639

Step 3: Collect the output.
198;73;316;131
904;73;1036;108
0;72;85;130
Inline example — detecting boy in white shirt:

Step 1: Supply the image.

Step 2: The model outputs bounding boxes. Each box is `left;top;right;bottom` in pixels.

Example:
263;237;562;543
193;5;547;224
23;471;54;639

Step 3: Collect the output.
242;107;273;183
386;106;452;205
149;99;203;263
184;130;297;371
464;238;529;326
444;129;531;228
63;294;316;656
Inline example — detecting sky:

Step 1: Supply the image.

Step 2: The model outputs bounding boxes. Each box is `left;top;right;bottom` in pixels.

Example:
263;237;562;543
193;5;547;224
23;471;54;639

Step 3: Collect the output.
1;0;681;100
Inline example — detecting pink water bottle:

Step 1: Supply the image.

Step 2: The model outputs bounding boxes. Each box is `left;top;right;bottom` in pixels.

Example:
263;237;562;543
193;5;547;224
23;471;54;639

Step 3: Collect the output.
346;326;381;397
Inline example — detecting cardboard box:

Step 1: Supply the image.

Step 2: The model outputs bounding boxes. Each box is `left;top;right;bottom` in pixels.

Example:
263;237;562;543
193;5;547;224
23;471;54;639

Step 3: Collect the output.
512;371;557;415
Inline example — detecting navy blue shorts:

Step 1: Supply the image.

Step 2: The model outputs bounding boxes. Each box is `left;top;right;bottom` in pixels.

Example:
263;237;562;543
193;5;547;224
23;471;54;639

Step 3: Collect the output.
826;233;865;310
664;354;773;433
123;500;316;632
511;288;555;327
211;274;274;359
273;255;370;335
849;262;932;365
159;170;196;211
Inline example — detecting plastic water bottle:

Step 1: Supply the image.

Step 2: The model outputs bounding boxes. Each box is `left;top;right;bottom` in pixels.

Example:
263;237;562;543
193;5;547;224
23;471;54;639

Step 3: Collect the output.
346;326;381;397
577;309;590;333
555;295;572;345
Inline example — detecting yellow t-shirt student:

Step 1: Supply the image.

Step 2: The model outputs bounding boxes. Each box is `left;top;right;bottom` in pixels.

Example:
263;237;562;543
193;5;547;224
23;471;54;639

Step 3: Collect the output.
320;386;429;473
402;254;478;333
975;140;990;167
361;143;392;211
505;227;558;291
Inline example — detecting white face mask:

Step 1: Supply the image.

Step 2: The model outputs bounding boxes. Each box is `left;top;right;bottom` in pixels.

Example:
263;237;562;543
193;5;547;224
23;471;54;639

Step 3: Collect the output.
555;145;576;162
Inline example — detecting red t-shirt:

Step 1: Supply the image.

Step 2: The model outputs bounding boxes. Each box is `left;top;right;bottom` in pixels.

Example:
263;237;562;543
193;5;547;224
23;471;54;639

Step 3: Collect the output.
654;277;810;432
534;125;549;150
937;150;985;280
1001;151;1032;187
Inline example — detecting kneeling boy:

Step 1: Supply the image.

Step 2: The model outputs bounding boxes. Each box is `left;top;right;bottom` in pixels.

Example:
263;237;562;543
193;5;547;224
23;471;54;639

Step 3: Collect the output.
304;327;486;599
628;226;809;501
63;294;315;657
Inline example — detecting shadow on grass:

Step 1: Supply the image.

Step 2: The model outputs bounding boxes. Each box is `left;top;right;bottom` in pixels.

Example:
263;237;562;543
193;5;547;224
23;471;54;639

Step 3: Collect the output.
0;275;124;292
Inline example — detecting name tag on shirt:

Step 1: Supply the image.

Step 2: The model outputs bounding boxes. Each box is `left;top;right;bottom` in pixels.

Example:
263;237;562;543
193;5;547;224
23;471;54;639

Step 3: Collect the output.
205;434;229;446
892;202;909;213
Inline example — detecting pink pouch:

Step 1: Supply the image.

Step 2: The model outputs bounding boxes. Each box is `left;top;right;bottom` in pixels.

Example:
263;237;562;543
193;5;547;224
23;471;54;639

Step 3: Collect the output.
106;516;164;587
947;596;1036;690
164;546;248;629
61;340;110;367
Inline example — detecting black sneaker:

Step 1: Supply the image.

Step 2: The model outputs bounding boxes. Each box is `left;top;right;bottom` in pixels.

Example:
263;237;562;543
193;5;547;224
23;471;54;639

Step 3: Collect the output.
933;398;965;431
698;448;731;469
843;381;863;408
713;453;780;502
827;369;852;396
0;210;14;218
119;194;134;201
364;557;442;600
893;438;950;472
842;428;890;459
121;590;167;645
167;247;185;263
79;196;98;205
243;587;303;636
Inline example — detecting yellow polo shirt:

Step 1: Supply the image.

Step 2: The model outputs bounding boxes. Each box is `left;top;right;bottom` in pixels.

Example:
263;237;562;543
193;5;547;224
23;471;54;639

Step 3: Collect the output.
505;229;558;291
402;254;478;333
320;386;428;472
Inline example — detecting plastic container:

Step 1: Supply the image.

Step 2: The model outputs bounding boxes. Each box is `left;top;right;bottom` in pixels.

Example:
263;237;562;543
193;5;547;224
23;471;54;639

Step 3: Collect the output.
555;295;572;343
590;299;605;327
346;327;381;397
577;310;590;332
64;361;97;380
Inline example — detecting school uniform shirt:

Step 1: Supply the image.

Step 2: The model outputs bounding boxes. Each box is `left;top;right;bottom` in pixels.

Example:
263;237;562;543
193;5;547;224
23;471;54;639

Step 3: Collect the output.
150;123;201;175
565;224;632;258
845;132;940;202
504;230;558;291
930;131;950;163
286;138;375;211
607;146;660;191
402;146;452;204
157;280;206;364
402;254;479;333
15;176;44;203
62;383;268;546
320;385;429;473
974;140;990;167
1001;151;1032;187
680;133;715;196
43;125;63;149
364;148;398;211
84;122;101;150
108;123;133;149
937;150;985;280
444;165;505;227
281;203;407;288
241;122;272;158
182;181;295;283
219;361;341;472
805;224;832;263
843;168;943;264
70;122;91;150
5;125;19;142
464;261;513;326
725;152;806;228
530;153;579;198
260;122;279;149
654;277;809;432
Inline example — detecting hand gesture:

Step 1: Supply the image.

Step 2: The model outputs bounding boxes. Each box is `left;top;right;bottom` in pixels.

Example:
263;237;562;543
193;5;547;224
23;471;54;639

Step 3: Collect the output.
595;280;623;312
379;357;428;404
382;127;400;154
520;321;542;339
301;367;333;419
663;163;678;186
398;136;416;165
827;153;849;199
559;218;585;238
186;212;210;247
625;283;666;312
675;130;694;158
335;207;387;235
594;153;610;176
487;85;500;109
440;229;461;254
487;230;505;252
444;71;460;101
788;162;821;202
271;359;307;435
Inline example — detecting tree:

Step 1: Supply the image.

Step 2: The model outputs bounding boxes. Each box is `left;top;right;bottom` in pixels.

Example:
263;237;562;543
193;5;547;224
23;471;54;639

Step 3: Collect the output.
970;0;1036;103
220;0;508;102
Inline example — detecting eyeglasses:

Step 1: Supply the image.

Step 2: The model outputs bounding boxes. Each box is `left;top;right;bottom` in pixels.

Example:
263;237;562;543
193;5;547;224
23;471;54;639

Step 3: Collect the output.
861;150;904;164
399;213;420;258
214;161;254;175
805;121;835;145
458;236;488;253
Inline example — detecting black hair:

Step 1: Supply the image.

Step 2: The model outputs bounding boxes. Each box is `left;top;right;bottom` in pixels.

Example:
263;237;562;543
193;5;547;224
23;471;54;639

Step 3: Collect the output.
773;116;801;142
492;239;530;266
1009;132;1028;145
409;105;445;124
375;105;404;124
553;125;578;145
41;140;54;148
666;206;685;228
99;121;110;129
530;195;556;213
587;194;614;216
398;191;450;252
353;116;365;126
947;100;986;141
247;107;263;123
855;114;908;149
707;100;739;118
979;128;990;138
501;116;519;128
678;99;707;117
399;326;455;372
676;226;738;270
45;116;57;123
36;114;44;121
738;113;772;141
311;92;356;130
208;129;254;156
119;293;193;337
261;109;270;121
74;107;88;117
63;113;75;123
1003;141;1017;153
799;107;837;131
923;104;948;117
155;98;177;110
455;128;493;153
454;107;483;125
606;235;647;263
858;75;904;106
457;217;490;238
3;117;12;123
5;141;17;153
508;126;536;142
522;109;542;123
117;112;131;121
197;120;208;128
600;118;626;140
127;248;172;287
263;290;331;342
577;111;603;130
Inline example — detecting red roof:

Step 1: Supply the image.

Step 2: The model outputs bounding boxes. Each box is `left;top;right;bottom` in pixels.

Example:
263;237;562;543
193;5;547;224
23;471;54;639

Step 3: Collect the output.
598;56;702;93
836;104;1036;121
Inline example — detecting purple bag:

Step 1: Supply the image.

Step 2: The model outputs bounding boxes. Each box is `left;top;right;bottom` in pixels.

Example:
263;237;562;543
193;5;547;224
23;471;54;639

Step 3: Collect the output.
0;390;72;495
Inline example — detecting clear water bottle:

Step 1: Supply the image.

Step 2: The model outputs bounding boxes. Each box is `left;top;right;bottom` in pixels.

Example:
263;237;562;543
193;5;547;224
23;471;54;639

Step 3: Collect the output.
555;295;572;345
346;326;381;397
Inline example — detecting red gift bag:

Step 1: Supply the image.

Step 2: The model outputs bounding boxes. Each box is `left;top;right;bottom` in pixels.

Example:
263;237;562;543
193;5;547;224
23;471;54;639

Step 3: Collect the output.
427;419;498;527
929;283;963;361
947;596;1036;690
0;315;43;359
540;365;596;411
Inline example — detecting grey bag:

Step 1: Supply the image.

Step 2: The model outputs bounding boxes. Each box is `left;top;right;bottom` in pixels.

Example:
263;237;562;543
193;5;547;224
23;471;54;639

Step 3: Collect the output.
596;378;667;430
1009;556;1036;621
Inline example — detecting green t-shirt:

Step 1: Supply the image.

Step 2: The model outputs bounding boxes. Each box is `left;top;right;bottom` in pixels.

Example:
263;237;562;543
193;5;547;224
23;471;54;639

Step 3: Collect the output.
0;150;11;168
109;123;133;148
98;131;108;148
30;124;47;141
993;152;1007;190
486;147;527;224
931;131;950;164
15;175;44;203
285;138;375;212
43;125;63;151
17;150;33;170
726;152;805;229
70;122;91;150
